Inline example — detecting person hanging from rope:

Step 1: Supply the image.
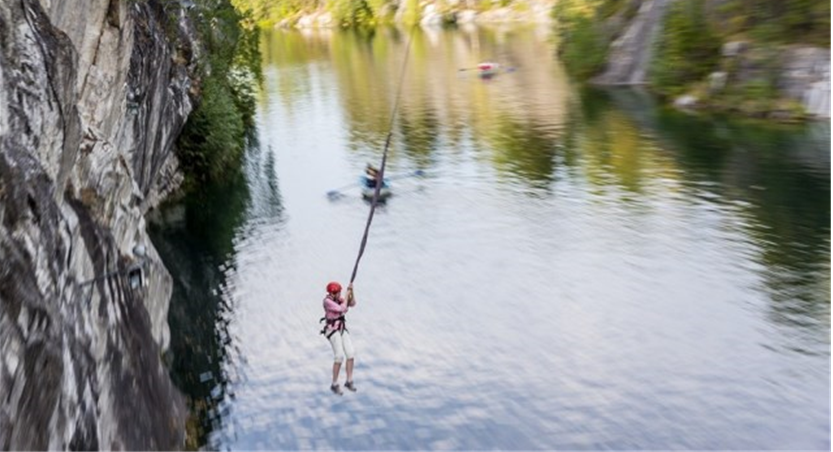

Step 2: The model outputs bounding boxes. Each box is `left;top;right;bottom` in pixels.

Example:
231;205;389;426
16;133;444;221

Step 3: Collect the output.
318;21;415;397
321;281;357;395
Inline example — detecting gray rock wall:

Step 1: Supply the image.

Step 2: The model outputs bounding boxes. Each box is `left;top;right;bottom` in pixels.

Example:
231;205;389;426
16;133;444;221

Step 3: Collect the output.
592;0;673;85
1;0;195;448
780;47;830;118
593;0;830;119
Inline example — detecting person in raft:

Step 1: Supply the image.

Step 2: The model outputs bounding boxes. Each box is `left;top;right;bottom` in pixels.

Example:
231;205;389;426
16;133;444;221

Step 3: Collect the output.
321;281;357;395
364;164;380;189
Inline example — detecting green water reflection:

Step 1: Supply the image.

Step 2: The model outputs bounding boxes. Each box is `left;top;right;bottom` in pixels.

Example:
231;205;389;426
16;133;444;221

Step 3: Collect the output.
150;134;287;446
577;88;830;331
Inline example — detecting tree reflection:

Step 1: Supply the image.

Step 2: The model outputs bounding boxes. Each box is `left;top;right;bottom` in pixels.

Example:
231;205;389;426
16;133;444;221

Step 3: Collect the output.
261;26;571;186
149;172;249;448
487;114;559;191
564;88;680;197
149;134;285;448
594;88;831;333
397;104;440;166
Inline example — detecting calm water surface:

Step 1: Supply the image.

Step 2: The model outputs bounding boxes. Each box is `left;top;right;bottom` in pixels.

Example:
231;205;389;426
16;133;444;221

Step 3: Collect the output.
149;26;831;450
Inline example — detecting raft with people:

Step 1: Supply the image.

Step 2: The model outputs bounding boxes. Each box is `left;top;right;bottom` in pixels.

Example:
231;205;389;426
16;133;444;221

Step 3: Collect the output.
361;165;392;199
361;182;392;200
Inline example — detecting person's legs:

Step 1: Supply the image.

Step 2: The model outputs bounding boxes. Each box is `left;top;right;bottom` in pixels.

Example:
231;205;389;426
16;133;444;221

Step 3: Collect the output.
344;360;354;388
332;362;342;385
342;332;356;391
329;333;345;393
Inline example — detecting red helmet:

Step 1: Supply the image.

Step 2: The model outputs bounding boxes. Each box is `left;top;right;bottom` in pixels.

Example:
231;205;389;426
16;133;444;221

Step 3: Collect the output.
326;282;342;293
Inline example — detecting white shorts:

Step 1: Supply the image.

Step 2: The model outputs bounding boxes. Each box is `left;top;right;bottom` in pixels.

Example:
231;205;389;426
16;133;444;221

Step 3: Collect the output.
328;330;355;363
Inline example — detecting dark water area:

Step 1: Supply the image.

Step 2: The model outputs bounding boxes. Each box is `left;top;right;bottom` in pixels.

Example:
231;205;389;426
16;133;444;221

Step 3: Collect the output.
149;26;830;450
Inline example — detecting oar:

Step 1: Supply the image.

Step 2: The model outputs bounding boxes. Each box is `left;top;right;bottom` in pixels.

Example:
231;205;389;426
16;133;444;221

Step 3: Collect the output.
387;169;425;181
458;66;517;73
326;170;425;198
326;181;359;198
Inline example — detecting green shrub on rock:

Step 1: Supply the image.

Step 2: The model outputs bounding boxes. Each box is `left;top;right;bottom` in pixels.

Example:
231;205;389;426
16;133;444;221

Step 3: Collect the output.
553;0;610;79
650;0;721;96
176;0;259;189
178;75;246;187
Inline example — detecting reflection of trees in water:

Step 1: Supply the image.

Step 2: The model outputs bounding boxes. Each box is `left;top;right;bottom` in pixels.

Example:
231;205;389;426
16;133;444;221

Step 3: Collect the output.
150;181;247;447
487;113;559;191
397;103;440;167
244;134;285;224
716;125;831;331
259;29;333;117
150;136;285;448
264;27;571;187
563;89;680;197
582;88;831;334
654;103;830;329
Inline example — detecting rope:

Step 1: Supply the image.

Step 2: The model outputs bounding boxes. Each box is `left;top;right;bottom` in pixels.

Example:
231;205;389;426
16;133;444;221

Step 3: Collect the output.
349;25;418;285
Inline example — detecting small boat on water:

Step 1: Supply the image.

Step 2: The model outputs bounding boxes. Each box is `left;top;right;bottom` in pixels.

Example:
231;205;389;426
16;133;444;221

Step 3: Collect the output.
361;177;392;200
477;62;500;77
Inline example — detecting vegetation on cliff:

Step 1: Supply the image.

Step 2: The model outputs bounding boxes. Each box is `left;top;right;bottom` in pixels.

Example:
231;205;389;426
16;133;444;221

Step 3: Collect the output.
651;0;829;118
717;0;830;47
650;0;720;96
228;0;401;27
552;0;640;79
553;0;830;119
230;0;547;28
176;0;261;189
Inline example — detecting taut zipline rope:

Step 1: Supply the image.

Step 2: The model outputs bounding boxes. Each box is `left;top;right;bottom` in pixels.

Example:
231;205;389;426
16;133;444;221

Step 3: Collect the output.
348;24;418;285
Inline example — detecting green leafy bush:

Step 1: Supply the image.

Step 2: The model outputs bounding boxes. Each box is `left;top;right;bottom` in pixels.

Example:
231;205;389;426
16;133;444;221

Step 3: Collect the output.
400;0;420;25
329;0;374;27
178;76;246;186
176;0;259;188
553;0;609;80
650;0;720;96
718;0;830;46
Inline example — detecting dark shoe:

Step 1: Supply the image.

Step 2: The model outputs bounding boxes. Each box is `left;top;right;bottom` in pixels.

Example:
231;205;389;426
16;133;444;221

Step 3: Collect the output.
344;381;357;392
330;384;343;395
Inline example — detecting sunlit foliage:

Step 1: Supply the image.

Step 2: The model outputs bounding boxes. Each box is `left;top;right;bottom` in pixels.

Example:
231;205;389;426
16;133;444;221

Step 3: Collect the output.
231;0;520;27
232;0;323;27
177;0;260;189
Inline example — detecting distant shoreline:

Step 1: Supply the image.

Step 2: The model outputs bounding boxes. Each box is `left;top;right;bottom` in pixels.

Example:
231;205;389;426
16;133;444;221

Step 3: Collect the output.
257;1;556;29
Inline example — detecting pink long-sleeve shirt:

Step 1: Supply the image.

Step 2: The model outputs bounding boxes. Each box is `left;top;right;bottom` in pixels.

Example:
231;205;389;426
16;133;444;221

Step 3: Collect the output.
322;295;349;333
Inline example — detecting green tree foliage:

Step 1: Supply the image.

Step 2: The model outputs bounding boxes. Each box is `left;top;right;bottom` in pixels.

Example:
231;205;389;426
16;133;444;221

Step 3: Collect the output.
365;0;392;22
233;0;381;27
400;0;421;25
650;0;720;96
329;0;374;27
552;0;618;80
177;0;259;188
719;0;830;46
232;0;322;27
178;76;246;185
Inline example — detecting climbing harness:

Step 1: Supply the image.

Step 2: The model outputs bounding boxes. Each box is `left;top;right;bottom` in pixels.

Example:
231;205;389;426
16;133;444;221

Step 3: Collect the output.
319;313;347;339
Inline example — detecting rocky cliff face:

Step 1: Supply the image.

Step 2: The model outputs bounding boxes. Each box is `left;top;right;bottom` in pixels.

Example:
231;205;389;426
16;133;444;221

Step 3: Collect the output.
592;0;830;119
592;0;672;85
778;46;830;118
0;0;196;448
